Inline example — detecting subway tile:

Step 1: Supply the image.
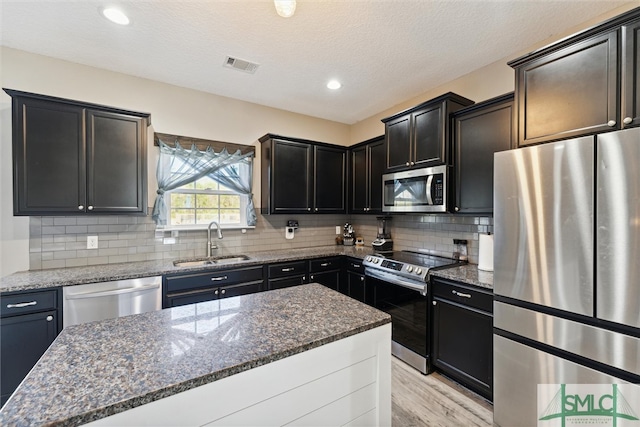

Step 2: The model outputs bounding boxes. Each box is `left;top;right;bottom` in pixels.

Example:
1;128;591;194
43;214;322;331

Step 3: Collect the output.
65;241;87;251
108;225;127;233
127;253;147;262
42;226;66;235
65;225;88;234
77;249;99;258
29;238;42;253
118;247;137;255
117;217;138;225
87;256;109;266
54;250;77;260
98;248;119;257
41;235;54;244
42;243;66;252
65;258;88;268
54;235;78;243
42;260;65;269
98;217;119;225
88;225;110;233
76;217;100;225
41;252;54;261
41;218;54;226
54;217;77;226
108;255;128;264
29;253;42;270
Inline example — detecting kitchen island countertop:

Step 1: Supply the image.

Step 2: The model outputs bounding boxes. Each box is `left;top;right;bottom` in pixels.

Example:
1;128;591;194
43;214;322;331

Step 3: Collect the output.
0;284;391;426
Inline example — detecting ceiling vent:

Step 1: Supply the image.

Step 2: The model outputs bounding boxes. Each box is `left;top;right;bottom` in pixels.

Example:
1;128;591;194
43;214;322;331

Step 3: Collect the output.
224;56;260;74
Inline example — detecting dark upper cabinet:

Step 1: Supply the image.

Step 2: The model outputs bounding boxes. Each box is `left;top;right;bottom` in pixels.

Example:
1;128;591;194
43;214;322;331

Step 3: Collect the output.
622;19;640;128
1;289;61;406
349;136;385;214
6;89;149;215
509;9;640;146
382;93;474;171
452;93;514;214
260;134;346;214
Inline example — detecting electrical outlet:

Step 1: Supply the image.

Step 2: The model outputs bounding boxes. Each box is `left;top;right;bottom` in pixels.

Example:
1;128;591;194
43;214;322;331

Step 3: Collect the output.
87;235;99;249
336;226;341;235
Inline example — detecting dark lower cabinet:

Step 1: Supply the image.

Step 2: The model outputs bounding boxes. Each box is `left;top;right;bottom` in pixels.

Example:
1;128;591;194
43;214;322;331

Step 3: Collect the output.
431;278;493;401
1;289;60;406
345;257;369;303
5;89;149;215
309;257;344;293
163;266;264;308
267;260;308;290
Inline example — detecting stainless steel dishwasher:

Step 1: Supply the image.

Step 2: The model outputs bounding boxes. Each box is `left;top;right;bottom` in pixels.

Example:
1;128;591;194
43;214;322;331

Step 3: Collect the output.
62;276;162;328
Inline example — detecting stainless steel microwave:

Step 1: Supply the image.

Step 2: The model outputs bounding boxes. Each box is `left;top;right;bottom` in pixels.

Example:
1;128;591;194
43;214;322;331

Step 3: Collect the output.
382;165;448;213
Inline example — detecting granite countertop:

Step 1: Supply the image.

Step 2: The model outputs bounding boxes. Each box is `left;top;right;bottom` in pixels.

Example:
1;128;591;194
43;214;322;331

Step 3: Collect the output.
0;246;375;293
0;284;391;426
429;263;494;290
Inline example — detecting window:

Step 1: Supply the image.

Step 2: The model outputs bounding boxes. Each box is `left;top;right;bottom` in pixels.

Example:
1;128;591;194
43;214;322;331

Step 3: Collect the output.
165;161;252;228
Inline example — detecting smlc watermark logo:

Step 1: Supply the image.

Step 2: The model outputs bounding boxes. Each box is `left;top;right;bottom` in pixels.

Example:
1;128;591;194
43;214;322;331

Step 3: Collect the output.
538;384;640;427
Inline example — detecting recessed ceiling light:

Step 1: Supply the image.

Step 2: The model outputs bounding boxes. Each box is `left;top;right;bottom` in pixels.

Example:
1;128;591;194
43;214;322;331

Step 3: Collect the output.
327;80;342;90
101;7;130;25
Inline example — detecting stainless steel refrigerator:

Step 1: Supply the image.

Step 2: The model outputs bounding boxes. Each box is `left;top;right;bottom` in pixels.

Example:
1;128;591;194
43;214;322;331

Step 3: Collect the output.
493;127;640;426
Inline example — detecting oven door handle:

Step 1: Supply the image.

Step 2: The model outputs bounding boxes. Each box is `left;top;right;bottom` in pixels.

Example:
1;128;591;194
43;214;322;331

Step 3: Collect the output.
365;268;427;295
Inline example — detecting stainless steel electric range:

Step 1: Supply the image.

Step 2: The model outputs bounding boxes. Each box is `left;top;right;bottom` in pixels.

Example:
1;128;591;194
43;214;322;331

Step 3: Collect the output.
363;251;464;374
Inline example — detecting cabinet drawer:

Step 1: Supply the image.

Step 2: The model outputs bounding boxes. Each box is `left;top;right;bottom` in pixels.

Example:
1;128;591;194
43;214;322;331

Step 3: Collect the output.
268;261;307;279
1;290;57;317
346;257;365;274
309;257;342;273
268;275;307;290
165;266;263;293
431;278;492;313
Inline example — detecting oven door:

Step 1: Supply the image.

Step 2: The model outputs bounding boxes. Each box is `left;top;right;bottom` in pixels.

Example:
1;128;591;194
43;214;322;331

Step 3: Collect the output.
382;165;448;213
366;269;431;374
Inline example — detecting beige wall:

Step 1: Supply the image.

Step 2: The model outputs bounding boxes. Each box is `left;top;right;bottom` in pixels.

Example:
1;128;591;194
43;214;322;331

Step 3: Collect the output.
1;2;637;277
0;47;350;277
349;2;639;144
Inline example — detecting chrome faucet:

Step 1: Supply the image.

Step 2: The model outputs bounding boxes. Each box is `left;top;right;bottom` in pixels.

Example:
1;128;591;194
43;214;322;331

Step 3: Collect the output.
207;221;223;257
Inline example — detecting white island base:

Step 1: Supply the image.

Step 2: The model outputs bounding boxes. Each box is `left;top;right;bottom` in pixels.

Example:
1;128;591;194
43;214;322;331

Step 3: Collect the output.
88;324;391;426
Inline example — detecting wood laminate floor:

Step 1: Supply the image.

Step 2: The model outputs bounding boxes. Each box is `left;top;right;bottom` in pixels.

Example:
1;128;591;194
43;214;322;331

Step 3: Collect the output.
392;357;493;427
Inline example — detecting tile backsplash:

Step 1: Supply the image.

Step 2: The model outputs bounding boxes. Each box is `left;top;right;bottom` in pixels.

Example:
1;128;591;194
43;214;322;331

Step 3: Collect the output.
28;213;493;270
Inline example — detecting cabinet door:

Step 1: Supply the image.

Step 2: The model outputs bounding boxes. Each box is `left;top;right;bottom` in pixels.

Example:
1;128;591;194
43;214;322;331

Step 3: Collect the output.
368;139;386;213
313;145;346;213
432;298;493;400
516;31;618;146
1;310;57;405
271;139;312;213
12;97;85;215
350;145;368;213
413;104;444;166
220;281;263;299
622;19;640;128
268;275;307;290
385;115;411;170
309;270;341;291
347;271;366;302
454;97;514;213
87;110;146;213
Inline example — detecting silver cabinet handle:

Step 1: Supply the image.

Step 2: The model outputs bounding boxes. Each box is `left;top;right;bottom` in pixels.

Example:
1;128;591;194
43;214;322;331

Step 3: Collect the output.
88;205;94;211
320;262;330;267
352;264;361;268
307;208;311;211
360;276;365;282
607;120;616;127
410;161;415;166
623;117;633;125
78;205;84;210
315;208;318;212
214;289;219;295
452;290;471;298
221;289;226;295
303;276;306;281
282;268;294;272
455;207;460;212
211;276;228;281
7;301;37;309
405;162;410;166
433;301;437;306
46;315;53;322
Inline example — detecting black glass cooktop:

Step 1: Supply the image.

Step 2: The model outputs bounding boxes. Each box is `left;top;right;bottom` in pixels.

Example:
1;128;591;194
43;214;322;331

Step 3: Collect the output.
375;251;462;269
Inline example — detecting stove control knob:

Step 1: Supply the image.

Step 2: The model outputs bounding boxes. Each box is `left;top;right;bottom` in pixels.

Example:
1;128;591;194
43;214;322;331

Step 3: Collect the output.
366;256;371;262
407;266;413;272
416;268;423;275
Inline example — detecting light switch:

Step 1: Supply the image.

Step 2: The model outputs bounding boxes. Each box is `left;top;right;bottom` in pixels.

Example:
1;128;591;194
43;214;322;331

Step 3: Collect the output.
87;235;99;249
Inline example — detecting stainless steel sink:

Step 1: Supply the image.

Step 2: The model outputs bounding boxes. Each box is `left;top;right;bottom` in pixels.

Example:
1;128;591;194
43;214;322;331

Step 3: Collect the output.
173;255;250;267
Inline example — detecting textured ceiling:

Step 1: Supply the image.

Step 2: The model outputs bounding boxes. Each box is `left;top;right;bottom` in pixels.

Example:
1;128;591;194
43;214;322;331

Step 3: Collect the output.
0;1;632;124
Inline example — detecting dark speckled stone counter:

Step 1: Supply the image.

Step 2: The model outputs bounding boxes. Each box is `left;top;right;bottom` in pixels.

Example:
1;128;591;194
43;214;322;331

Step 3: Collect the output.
428;264;494;290
0;284;390;426
0;246;375;293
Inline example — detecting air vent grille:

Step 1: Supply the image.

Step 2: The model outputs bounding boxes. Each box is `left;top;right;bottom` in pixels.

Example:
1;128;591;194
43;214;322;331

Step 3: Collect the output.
224;56;260;74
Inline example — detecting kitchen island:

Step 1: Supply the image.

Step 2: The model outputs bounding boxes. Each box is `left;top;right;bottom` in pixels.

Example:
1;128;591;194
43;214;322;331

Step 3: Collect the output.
0;284;391;426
